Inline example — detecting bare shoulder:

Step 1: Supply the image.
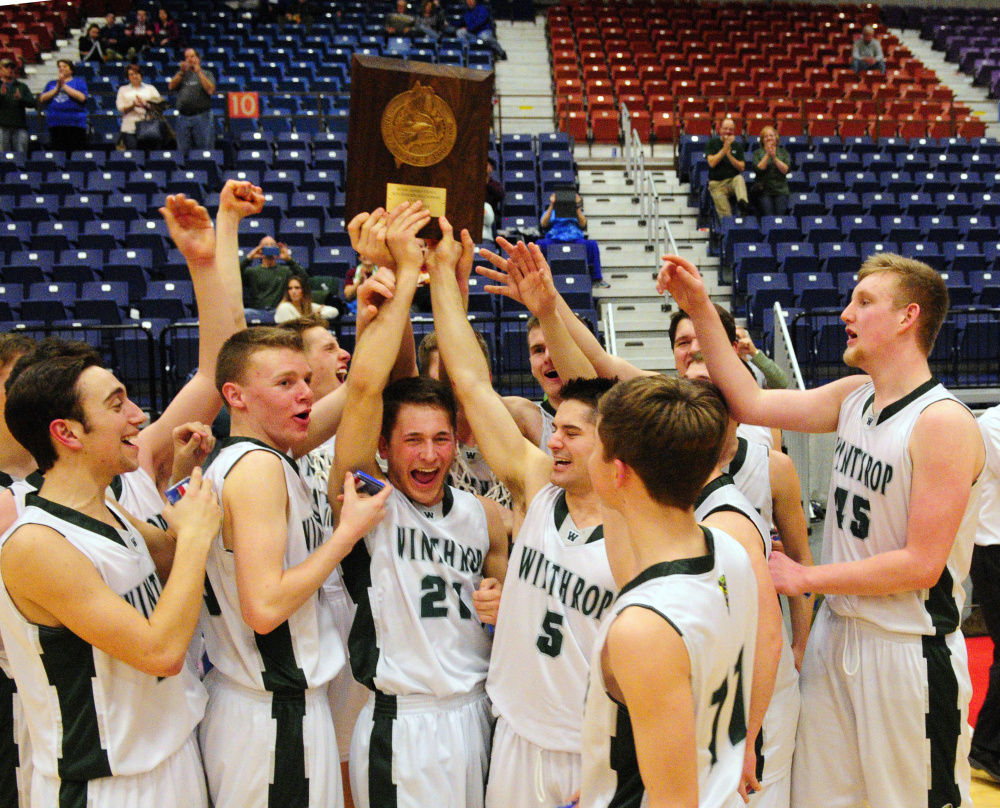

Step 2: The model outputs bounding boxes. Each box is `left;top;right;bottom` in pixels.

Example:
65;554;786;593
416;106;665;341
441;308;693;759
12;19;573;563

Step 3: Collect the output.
502;395;543;443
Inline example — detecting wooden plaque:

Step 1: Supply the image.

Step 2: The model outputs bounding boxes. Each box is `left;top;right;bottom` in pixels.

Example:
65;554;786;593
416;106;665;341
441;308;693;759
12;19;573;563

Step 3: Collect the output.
346;54;494;241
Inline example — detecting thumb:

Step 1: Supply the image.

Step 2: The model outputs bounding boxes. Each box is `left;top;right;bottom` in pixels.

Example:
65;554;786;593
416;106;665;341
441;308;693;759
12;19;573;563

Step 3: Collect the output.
479;577;500;592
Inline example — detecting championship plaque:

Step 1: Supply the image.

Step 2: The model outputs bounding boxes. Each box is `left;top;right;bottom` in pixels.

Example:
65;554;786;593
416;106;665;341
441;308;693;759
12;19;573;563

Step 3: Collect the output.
346;54;495;241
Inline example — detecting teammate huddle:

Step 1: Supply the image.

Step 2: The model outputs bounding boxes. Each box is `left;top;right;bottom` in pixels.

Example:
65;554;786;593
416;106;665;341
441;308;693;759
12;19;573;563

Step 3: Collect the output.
0;192;984;808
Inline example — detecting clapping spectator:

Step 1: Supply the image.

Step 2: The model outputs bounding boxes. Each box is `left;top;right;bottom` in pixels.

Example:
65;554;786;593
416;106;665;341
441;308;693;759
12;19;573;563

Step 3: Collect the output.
116;63;163;150
0;58;35;155
78;24;107;63
154;9;182;49
274;276;339;323
705;117;749;218
38;60;88;154
168;48;215;152
751;126;791;216
457;0;507;60
851;24;885;72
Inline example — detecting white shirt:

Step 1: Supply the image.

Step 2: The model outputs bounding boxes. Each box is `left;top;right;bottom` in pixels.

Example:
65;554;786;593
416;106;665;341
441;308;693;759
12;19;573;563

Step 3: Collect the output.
116;82;163;133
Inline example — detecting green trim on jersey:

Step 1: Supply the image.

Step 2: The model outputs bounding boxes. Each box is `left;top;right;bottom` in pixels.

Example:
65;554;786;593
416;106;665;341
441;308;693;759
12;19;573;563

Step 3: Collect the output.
268;691;309;807
341;539;379;690
870;377;941;426
253;623;308;693
926;566;961;636
608;698;643;808
25;492;129;548
0;471;12;489
369;693;399;808
618;528;716;598
217;436;301;475
37;624;113;781
923;634;962;808
553;488;604;545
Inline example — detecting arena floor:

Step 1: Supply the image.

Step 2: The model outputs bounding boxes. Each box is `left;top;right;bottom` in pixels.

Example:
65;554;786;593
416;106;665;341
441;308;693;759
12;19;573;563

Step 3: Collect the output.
973;773;1000;806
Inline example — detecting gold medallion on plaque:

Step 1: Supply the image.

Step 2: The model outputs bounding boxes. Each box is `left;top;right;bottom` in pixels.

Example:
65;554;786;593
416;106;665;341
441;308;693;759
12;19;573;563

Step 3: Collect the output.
381;81;458;168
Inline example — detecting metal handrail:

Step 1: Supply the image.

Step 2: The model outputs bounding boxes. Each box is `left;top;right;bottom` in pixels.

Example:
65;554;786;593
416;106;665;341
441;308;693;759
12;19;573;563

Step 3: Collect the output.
602;298;618;358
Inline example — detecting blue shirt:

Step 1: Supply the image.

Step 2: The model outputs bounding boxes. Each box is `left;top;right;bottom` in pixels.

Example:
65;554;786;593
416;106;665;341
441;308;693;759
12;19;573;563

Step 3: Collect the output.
463;4;490;34
545;216;585;242
44;77;88;129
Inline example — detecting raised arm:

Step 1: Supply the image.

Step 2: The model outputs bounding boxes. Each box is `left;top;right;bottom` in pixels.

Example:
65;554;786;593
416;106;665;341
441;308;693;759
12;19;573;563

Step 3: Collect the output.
331;203;429;514
657;254;866;432
227;452;391;634
428;221;551;505
0;468;220;677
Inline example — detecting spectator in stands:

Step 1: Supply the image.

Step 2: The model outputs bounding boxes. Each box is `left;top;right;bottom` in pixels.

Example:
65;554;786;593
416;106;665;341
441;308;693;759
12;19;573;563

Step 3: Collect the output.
168;48;216;153
386;0;415;35
155;8;182;49
343;260;374;305
240;236;308;311
123;8;155;59
101;13;126;59
851;24;885;73
539;191;608;288
705;117;749;219
78;24;107;63
735;326;789;389
457;0;507;60
0;58;35;155
38;60;88;154
486;155;505;218
116;63;164;150
274;276;339;323
750;126;791;216
414;0;450;40
284;0;314;28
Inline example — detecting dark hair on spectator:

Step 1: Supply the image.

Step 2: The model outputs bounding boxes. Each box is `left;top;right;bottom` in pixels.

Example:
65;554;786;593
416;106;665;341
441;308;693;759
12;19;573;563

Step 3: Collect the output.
56;59;74;74
87;23;100;35
597;375;727;509
558;377;617;421
277;312;330;336
6;354;104;472
381;376;457;441
215;327;303;393
0;334;35;376
126;62;142;77
667;304;738;348
6;338;102;395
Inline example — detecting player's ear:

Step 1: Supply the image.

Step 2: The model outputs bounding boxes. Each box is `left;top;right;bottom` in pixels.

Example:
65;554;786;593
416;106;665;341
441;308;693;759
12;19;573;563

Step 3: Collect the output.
221;381;246;411
49;418;83;451
613;458;628;489
377;433;390;459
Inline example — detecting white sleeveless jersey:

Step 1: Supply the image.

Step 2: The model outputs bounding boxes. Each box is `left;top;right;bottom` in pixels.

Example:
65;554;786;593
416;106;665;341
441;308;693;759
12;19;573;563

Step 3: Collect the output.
113;466;168;530
724;437;773;526
736;422;774;450
696;476;799;784
976;406;1000;548
0;474;32;677
341;486;492;698
487;484;617;752
824;378;982;635
580;527;757;808
0;494;207;780
538;399;556;456
202;438;345;691
298;436;349;604
448;440;513;510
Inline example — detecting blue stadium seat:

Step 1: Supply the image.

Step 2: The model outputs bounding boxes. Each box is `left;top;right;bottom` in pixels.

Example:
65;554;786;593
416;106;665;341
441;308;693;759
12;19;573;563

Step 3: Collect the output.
732;242;776;290
300;169;342;193
788;192;825;217
745;272;795;328
824;191;862;217
844;171;880;195
552;274;593;310
103;193;147;225
30;221;79;253
775;242;819;275
879;170;918;195
880;214;920;243
59;195;103;225
279;218;319;248
19;299;67;323
861;192;900;219
818;242;861;276
0;284;24;311
808;171;845;196
898;192;937;218
237;218;276;249
937;270;974;306
546;243;589;275
900;241;944;269
793;272;840;309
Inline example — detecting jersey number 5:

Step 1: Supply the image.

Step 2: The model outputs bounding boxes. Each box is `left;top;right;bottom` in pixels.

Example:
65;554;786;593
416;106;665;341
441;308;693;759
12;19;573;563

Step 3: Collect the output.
833;486;871;540
536;610;564;657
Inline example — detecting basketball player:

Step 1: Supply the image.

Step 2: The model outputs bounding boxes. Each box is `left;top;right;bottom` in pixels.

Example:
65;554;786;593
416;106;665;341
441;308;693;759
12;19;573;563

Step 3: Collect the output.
200;326;391;808
0;351;222;808
581;375;759;808
659;252;985;808
430;235;625;808
332;203;508;808
278;313;366;807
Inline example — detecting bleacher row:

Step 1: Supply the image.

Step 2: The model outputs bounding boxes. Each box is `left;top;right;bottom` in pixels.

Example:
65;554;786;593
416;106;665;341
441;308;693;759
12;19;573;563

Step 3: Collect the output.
0;1;77;67
547;0;985;144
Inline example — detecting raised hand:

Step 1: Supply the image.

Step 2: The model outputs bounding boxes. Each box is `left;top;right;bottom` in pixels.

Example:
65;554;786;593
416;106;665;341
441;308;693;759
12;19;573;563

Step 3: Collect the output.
348;208;394;270
475;236;524;305
160;193;215;268
218;179;264;220
455;227;475;296
161;467;221;553
385;201;431;270
655;254;708;313
336;472;393;543
355;266;397;331
510;241;558;317
170;422;216;486
425;215;462;276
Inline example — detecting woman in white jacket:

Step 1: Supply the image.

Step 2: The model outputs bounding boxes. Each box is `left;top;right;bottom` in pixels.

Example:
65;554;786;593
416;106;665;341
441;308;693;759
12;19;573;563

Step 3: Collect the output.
273;275;339;323
115;63;162;149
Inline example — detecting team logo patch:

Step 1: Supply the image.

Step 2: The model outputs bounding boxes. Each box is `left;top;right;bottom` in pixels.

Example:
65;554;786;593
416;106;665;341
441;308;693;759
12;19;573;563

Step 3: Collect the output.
718;574;729;609
567;530;580;543
423;511;435;519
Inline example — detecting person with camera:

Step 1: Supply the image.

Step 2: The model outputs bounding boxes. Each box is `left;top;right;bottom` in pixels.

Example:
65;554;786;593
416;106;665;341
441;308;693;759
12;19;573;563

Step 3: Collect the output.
168;48;215;153
116;63;164;150
240;236;308;312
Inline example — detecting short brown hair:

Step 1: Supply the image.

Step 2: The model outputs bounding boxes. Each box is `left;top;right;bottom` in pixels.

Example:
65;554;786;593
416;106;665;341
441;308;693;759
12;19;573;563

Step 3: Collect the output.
668;304;738;348
857;253;949;355
277;312;330;336
416;329;491;376
215;327;303;392
0;334;35;375
597;375;727;509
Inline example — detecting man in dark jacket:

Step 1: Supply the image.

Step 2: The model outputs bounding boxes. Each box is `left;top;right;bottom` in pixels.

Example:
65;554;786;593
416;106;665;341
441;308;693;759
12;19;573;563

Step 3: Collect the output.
0;59;34;155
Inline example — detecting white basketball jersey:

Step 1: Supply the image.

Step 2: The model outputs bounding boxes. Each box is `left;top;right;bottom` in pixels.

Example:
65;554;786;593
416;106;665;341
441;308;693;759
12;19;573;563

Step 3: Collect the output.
580;527;757;808
736;422;774;450
298;436;349;604
487;484;617;752
113;466;168;530
696;476;799;785
448;441;512;509
724;437;773;526
202;438;345;691
976;406;1000;548
538;399;556;456
341;486;492;698
825;379;982;635
0;494;207;780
